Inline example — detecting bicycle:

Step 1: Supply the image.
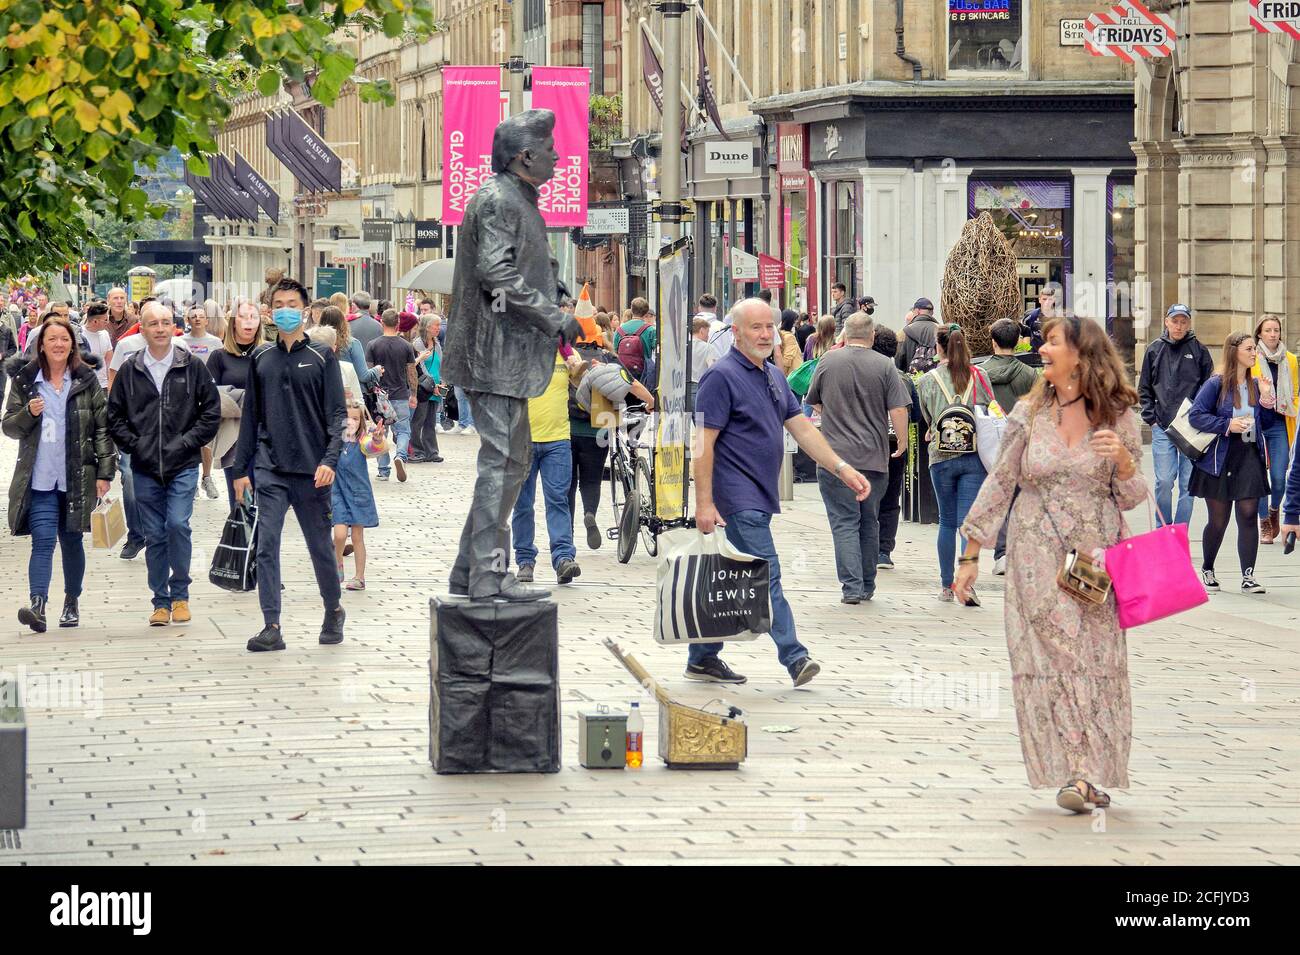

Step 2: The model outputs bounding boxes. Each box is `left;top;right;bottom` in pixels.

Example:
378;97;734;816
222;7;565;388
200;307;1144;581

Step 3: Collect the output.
607;409;659;563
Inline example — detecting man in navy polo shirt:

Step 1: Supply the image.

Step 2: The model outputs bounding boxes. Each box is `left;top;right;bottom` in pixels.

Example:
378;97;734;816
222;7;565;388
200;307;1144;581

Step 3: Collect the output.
691;299;871;687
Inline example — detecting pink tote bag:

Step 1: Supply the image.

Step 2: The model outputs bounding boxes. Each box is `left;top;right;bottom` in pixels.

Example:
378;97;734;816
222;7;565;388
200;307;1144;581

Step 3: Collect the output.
1104;494;1208;629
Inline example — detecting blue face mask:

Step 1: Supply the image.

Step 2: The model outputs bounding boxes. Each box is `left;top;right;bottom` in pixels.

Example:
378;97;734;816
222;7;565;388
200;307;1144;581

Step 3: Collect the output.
272;307;303;333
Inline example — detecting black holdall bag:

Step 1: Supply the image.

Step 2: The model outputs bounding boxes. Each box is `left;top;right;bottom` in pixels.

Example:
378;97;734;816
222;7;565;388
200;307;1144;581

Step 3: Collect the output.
209;502;258;592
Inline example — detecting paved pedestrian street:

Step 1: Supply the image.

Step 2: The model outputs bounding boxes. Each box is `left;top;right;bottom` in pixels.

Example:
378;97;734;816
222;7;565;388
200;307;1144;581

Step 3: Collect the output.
1;433;1297;866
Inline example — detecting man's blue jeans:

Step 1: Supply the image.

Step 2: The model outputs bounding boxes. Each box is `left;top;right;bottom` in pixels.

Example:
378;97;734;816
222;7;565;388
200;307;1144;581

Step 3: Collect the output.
455;386;474;429
118;451;146;547
1150;423;1194;526
27;489;85;600
929;454;987;588
1258;419;1290;513
688;510;808;670
378;400;412;475
133;466;199;609
512;440;576;570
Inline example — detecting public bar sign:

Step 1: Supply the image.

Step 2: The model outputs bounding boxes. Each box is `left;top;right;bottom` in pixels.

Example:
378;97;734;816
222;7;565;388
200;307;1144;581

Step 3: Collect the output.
585;206;630;235
1084;0;1174;60
1249;1;1300;39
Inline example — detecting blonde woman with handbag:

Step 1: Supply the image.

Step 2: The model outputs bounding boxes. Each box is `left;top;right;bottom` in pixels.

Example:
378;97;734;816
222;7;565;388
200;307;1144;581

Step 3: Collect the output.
1250;315;1297;543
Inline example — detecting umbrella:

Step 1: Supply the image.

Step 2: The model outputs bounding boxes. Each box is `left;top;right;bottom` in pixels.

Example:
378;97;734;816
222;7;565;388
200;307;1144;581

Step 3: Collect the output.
396;258;456;294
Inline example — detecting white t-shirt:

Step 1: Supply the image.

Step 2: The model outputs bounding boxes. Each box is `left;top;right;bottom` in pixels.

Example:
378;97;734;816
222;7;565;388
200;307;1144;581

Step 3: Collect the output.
84;329;112;387
109;333;190;372
690;338;720;383
180;333;223;365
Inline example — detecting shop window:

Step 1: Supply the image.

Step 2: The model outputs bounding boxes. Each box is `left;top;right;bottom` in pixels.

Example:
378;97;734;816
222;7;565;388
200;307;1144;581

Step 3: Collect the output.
948;1;1025;74
1109;179;1137;374
824;180;861;300
582;3;604;95
524;0;547;67
971;178;1071;314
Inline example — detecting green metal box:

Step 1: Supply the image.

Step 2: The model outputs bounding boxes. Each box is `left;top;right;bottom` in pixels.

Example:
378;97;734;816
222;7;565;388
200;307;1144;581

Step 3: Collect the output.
578;707;627;769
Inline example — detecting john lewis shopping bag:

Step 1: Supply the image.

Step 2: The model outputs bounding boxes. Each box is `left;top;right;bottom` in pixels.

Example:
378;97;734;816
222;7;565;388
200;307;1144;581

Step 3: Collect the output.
209;502;258;593
654;530;771;645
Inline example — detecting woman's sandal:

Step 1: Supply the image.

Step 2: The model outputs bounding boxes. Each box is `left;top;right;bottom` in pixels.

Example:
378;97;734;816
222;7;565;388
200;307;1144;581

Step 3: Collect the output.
345;578;366;591
1056;779;1111;813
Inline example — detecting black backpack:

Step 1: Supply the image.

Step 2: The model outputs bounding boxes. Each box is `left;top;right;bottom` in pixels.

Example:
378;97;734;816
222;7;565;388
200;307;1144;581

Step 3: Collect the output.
908;328;939;375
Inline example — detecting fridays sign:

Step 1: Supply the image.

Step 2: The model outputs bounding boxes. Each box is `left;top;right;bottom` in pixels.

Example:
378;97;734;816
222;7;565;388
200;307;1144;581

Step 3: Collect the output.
1249;0;1300;38
1084;0;1174;60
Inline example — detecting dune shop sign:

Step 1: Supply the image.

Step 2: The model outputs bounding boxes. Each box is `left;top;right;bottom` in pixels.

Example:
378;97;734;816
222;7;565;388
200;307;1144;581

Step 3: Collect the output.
265;108;344;194
1250;0;1300;38
704;143;753;175
1084;0;1174;60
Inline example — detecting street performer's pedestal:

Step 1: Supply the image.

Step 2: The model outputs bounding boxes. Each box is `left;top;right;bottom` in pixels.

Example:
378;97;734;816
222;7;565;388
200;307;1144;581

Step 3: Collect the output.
428;597;561;774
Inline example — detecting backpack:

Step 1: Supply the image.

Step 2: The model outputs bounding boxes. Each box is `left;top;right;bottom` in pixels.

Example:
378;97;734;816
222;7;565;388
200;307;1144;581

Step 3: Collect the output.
928;370;979;455
616;320;653;377
908;338;939;375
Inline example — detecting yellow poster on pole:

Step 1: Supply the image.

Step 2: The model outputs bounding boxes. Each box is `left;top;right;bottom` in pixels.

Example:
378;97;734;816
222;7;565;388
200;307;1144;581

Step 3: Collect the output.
654;242;689;521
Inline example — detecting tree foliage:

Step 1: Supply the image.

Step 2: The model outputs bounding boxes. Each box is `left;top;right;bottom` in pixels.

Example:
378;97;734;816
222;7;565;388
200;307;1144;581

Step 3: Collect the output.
0;0;435;279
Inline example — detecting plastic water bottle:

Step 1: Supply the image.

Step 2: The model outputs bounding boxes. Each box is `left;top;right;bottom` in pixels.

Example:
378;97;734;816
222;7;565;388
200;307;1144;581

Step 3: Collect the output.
626;702;644;769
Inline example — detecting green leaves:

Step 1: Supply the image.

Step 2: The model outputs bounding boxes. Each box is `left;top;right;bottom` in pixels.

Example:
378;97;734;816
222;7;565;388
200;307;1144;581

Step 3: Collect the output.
0;0;440;279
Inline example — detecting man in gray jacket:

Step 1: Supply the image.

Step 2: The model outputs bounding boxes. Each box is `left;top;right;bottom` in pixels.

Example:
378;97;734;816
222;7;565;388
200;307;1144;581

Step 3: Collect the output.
348;291;383;351
443;109;583;602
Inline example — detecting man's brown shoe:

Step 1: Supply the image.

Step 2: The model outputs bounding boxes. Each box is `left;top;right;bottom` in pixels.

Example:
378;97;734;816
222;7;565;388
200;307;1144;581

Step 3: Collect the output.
171;600;192;623
149;607;171;627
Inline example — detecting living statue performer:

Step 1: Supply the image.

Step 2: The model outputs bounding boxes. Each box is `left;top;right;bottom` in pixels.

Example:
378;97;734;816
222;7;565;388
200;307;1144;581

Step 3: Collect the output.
442;108;583;601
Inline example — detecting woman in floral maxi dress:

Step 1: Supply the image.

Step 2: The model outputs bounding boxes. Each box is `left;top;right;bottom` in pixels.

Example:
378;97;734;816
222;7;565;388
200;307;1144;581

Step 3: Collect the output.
955;315;1148;814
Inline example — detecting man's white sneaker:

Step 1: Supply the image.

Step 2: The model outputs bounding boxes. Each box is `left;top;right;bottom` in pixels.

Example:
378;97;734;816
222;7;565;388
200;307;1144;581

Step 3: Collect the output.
992;556;1007;576
448;424;465;435
463;425;477;435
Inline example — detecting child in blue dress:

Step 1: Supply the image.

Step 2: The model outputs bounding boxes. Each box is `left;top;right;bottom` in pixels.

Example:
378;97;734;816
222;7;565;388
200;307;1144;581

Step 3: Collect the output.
332;399;379;591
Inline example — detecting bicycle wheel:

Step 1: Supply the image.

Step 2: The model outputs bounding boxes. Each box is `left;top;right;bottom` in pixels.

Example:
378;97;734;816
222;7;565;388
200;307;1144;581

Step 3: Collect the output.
634;455;658;557
616;461;639;564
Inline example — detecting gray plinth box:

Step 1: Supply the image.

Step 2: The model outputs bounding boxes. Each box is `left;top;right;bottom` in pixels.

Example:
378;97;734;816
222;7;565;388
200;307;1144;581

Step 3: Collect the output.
428;596;561;774
0;678;25;829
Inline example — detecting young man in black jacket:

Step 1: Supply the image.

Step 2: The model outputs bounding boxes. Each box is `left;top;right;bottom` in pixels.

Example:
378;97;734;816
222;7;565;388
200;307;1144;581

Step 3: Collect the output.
106;302;221;626
1138;303;1214;527
233;277;348;652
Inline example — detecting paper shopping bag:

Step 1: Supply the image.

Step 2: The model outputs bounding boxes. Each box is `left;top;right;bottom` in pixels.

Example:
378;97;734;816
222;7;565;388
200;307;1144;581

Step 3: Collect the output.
91;497;126;549
654;530;770;644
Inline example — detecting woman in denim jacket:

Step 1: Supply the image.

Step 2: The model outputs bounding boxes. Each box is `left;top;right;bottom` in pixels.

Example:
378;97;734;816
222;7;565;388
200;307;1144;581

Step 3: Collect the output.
1187;332;1271;594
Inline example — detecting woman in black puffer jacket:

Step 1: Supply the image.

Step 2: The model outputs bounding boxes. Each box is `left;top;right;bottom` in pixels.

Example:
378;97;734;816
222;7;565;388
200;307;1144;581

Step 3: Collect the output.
3;316;116;632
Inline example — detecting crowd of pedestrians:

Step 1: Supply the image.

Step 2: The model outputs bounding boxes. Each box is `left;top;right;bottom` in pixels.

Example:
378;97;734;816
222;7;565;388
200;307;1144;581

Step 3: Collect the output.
3;272;1296;818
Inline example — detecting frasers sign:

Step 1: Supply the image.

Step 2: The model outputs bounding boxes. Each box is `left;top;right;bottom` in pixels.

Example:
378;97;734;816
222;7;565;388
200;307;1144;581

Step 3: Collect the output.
704;143;753;175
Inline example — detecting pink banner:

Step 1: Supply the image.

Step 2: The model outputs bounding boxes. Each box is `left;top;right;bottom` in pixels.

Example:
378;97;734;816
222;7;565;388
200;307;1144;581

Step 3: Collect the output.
530;66;590;227
441;66;501;226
